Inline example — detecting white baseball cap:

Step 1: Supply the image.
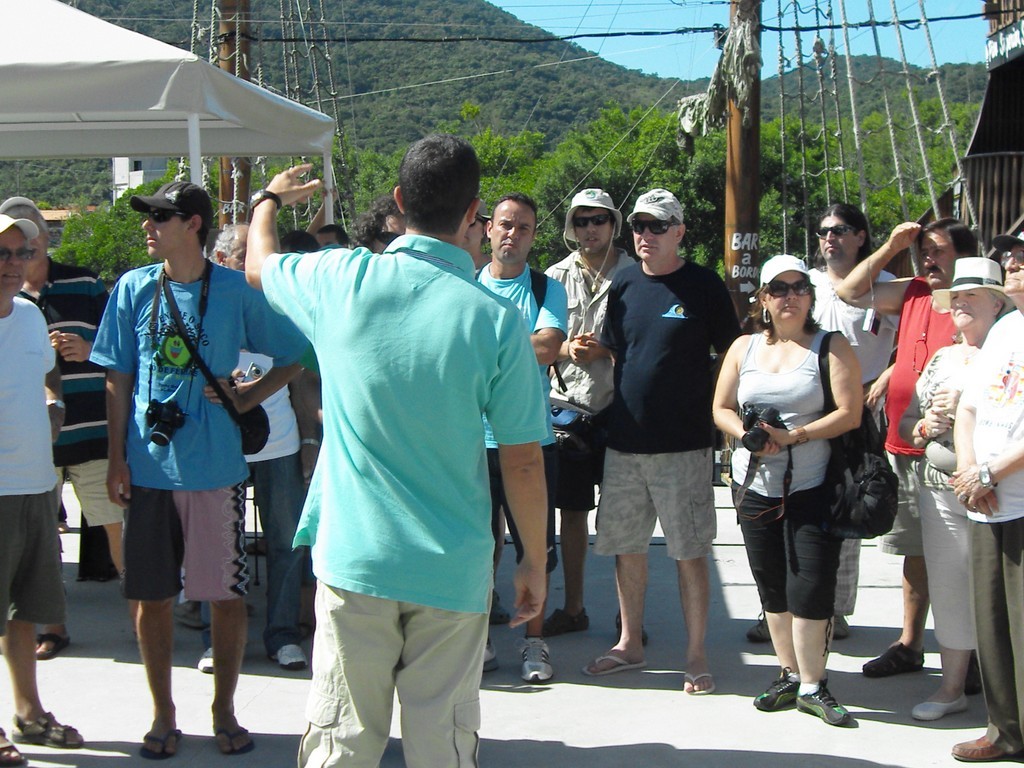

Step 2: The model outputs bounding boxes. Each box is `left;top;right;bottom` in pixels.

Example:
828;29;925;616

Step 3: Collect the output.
626;188;684;225
760;254;810;286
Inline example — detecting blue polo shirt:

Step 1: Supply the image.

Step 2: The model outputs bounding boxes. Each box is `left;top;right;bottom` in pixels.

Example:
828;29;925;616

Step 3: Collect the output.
262;234;546;613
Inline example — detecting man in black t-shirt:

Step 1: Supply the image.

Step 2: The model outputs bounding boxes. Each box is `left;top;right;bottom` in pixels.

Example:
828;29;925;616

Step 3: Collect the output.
582;189;739;695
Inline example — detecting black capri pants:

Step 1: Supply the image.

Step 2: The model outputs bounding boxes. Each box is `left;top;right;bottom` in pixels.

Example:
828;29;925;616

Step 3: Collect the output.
733;483;842;620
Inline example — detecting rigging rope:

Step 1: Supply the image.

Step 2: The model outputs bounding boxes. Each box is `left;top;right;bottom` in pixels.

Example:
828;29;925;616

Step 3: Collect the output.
837;0;869;212
824;0;850;203
776;0;790;252
887;0;940;217
792;1;813;259
865;0;912;224
915;0;978;228
812;35;833;205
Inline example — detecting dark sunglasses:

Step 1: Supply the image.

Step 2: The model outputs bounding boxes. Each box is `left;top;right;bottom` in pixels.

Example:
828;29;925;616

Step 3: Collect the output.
0;246;36;262
816;224;856;238
766;279;813;298
1001;249;1024;269
631;219;672;235
147;209;189;224
573;213;612;228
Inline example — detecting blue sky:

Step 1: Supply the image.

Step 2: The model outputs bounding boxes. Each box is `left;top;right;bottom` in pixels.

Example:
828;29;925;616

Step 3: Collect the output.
487;0;988;81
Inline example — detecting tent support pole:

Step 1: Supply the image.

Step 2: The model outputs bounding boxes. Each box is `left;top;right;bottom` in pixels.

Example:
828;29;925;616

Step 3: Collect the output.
323;152;335;224
188;114;201;185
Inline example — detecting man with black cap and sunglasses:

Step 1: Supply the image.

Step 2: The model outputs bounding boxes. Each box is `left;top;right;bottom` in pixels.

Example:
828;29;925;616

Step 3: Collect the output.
542;188;632;639
583;189;739;694
90;181;307;759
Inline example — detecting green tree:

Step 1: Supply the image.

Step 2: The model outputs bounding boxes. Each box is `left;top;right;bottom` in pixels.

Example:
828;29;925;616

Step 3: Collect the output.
54;174;173;284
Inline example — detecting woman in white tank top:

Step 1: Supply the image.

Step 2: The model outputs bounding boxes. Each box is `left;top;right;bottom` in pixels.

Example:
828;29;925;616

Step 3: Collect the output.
714;255;862;727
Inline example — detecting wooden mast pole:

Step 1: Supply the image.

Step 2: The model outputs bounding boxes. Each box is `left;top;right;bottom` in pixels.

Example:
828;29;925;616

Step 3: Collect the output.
723;0;762;324
218;0;251;226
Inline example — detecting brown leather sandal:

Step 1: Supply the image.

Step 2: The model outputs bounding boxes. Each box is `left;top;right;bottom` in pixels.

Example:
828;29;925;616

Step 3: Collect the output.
11;712;84;749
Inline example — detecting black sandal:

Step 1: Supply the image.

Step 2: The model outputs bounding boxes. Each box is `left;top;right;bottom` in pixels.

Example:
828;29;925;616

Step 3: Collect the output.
862;642;924;678
35;634;70;661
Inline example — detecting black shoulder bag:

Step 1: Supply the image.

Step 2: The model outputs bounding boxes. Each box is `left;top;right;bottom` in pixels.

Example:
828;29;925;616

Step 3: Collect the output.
159;266;271;455
818;332;899;538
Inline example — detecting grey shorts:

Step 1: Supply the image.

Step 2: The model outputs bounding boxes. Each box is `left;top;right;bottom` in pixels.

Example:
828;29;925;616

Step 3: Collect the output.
595;448;717;561
0;492;67;633
880;452;924;557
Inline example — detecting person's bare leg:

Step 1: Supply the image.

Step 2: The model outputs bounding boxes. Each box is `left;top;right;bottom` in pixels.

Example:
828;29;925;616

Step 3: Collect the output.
677;556;712;692
898;555;929;651
559;510;589;616
766;611;797;672
792;617;829;686
928;646;971;702
137;598;178;755
524;575;550;637
103;521;125;574
102;521;139;627
2;619;46;723
210;597;250;753
585;553;646;675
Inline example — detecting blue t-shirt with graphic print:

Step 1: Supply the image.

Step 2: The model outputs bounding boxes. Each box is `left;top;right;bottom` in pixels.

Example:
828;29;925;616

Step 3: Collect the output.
91;262;306;490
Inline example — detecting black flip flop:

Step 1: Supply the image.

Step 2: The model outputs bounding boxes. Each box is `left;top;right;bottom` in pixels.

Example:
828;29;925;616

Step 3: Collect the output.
139;729;182;760
35;634;70;661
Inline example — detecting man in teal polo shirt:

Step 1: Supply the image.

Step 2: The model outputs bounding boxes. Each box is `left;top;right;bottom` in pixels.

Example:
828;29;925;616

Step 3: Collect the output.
245;135;549;768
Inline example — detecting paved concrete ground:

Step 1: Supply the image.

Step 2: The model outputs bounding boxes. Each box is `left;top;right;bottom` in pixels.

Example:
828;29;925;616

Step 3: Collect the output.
6;487;987;767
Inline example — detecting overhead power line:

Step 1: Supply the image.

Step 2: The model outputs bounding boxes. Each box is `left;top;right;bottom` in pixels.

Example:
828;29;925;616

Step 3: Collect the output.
208;11;990;45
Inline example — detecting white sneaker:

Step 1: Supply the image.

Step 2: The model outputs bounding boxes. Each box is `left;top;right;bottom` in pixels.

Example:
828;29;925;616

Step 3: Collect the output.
483;638;498;672
520;637;553;683
272;643;308;670
197;647;214;674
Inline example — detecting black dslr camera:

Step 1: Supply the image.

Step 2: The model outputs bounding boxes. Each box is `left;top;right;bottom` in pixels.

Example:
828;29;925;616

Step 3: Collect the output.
740;404;786;453
146;400;186;446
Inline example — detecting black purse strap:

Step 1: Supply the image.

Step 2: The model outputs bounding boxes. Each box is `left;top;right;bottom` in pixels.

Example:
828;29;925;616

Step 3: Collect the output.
159;266;246;428
818;331;839;413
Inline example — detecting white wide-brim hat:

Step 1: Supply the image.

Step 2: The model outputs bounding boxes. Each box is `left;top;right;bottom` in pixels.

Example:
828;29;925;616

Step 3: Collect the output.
932;256;1005;309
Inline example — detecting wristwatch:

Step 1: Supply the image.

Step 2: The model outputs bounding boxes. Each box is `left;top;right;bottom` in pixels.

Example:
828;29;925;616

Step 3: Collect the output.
979;463;995;488
249;189;282;212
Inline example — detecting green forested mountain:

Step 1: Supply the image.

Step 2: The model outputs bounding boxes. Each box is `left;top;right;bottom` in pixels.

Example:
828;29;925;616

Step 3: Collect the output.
66;0;698;152
1;0;986;215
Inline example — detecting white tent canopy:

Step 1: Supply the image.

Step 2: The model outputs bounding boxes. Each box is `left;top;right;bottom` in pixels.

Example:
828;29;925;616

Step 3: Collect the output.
1;0;335;191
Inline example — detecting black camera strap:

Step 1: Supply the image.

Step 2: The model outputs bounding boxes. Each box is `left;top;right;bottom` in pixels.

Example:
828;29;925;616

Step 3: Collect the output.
735;442;793;521
157;264;248;428
146;264;209;408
